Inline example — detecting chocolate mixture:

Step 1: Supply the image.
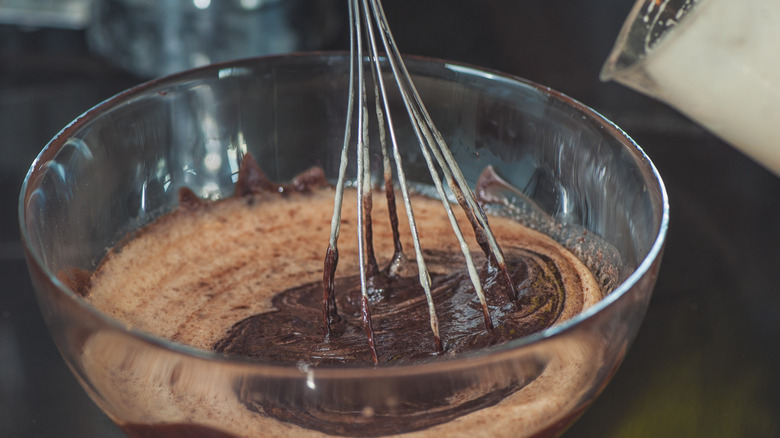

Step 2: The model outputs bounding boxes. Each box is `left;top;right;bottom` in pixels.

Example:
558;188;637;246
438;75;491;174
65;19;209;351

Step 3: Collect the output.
214;246;570;366
80;153;605;437
195;154;583;366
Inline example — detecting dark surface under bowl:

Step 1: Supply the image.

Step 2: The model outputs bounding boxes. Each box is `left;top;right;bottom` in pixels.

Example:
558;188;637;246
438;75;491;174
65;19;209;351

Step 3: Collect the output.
1;1;779;437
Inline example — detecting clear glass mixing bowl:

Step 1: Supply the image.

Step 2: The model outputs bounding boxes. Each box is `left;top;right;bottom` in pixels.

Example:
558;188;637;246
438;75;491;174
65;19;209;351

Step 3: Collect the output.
19;53;668;438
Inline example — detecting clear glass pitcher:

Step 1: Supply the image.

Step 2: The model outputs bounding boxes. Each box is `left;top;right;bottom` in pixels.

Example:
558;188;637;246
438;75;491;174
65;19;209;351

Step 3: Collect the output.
602;0;780;175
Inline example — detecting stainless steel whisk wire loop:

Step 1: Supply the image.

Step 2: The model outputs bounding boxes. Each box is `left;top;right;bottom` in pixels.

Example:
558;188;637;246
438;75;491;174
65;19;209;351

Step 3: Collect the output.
322;0;517;365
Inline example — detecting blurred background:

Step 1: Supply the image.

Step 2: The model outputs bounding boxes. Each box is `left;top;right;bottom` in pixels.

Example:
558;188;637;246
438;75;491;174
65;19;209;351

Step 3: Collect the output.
1;0;779;436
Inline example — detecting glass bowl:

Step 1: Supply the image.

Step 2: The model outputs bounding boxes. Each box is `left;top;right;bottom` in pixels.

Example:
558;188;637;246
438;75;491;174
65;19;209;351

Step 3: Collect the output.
19;53;668;438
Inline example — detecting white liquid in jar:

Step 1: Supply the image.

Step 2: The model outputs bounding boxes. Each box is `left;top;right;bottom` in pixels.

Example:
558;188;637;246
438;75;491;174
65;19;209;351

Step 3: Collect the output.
644;0;780;174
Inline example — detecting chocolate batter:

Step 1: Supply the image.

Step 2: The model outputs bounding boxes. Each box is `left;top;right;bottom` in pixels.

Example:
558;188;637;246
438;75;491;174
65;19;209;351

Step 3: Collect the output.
214;245;570;366
82;154;606;437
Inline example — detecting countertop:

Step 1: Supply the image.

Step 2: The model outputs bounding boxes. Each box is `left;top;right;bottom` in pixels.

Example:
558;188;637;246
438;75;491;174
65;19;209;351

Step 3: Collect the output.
1;1;779;436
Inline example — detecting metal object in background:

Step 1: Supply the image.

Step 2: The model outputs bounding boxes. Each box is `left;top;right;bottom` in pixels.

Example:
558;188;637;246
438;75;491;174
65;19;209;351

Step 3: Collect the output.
86;0;342;77
0;0;94;29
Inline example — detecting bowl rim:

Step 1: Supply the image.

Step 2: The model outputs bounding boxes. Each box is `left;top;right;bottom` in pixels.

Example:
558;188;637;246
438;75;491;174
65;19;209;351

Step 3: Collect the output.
18;51;670;377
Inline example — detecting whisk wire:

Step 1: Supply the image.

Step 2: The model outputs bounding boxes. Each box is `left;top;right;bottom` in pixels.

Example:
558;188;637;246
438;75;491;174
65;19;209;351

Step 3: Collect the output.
352;0;380;364
321;0;362;337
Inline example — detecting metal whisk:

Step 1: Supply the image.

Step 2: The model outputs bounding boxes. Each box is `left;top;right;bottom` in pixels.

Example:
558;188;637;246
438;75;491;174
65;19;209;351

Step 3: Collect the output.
322;0;516;365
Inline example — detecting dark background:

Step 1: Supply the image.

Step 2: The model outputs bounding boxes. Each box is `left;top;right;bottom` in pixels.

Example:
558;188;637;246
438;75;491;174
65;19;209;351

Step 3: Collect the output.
2;1;779;436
